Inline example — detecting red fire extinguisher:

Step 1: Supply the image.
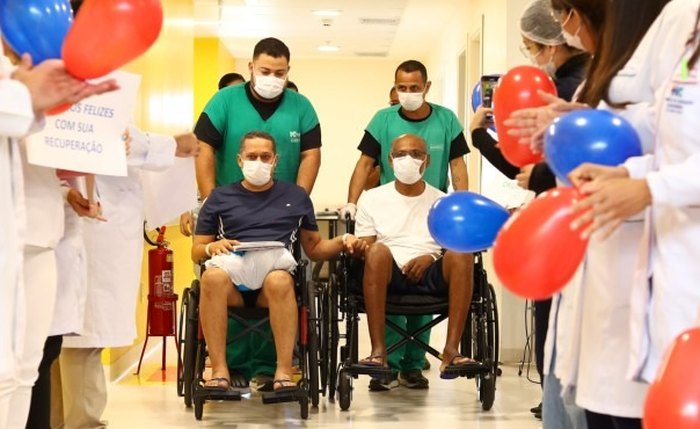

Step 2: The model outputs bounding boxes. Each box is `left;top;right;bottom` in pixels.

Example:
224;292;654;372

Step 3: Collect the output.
136;224;180;375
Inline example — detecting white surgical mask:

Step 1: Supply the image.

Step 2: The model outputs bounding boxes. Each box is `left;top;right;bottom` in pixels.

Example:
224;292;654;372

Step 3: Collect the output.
397;91;424;112
542;53;557;78
253;74;286;99
392;155;424;185
561;10;586;51
242;159;273;186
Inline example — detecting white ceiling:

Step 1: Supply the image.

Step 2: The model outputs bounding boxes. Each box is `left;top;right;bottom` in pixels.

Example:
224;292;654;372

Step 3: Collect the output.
191;0;464;60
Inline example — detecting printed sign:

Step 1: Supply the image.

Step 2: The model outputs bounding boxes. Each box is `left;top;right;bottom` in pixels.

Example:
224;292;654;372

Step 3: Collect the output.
25;71;141;176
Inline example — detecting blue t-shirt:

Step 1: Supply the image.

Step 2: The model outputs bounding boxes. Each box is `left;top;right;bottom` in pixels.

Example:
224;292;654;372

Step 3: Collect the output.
195;181;318;247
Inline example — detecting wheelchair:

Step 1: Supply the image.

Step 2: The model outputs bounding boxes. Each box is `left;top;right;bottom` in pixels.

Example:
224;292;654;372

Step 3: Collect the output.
329;235;500;412
176;248;320;420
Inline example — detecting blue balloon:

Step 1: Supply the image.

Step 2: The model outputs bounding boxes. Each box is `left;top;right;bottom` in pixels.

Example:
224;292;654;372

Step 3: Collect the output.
428;191;510;253
0;0;73;64
470;81;481;112
544;109;643;185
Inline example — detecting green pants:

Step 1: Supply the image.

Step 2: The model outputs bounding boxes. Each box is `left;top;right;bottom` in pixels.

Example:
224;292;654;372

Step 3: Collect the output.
225;319;276;380
386;314;432;372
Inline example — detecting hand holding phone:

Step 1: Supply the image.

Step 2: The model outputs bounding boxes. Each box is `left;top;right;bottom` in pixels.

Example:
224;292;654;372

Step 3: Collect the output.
480;75;500;108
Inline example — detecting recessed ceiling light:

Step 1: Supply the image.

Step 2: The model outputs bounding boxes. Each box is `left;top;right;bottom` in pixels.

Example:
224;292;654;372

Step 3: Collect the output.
318;44;340;52
313;9;341;17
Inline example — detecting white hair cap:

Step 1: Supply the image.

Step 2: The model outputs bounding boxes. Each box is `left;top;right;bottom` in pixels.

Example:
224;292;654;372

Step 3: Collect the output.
520;0;566;46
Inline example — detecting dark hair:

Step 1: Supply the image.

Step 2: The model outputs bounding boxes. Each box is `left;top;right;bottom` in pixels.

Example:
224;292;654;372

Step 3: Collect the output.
389;86;397;96
549;0;609;105
577;0;669;106
253;37;290;62
550;0;606;39
218;73;245;90
687;9;700;69
239;131;277;154
286;80;298;92
395;60;428;83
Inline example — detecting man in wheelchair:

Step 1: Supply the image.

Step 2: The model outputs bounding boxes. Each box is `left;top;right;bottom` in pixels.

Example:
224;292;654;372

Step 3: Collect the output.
353;133;475;384
191;131;362;393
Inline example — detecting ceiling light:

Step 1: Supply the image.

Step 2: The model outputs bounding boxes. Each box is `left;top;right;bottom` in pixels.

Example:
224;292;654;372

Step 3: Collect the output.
313;9;341;17
318;43;340;52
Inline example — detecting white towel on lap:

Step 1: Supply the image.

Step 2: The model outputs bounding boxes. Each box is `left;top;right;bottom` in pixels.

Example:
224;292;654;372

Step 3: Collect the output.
204;247;297;291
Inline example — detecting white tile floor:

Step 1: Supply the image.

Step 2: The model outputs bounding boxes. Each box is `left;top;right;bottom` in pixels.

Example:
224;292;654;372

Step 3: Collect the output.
104;321;543;428
105;362;542;428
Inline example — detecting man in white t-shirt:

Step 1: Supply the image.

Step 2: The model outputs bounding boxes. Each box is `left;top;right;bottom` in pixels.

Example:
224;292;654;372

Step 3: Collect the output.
354;133;475;381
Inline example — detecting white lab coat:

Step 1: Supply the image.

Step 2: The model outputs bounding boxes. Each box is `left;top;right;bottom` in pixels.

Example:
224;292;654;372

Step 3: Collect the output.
62;127;176;348
625;23;700;382
51;178;88;336
573;0;697;417
0;62;34;395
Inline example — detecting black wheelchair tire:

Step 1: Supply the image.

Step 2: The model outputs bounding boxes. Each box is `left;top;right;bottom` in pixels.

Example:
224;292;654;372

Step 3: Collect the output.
182;285;199;408
176;288;189;398
194;395;204;420
337;369;352;411
307;282;320;408
299;393;309;420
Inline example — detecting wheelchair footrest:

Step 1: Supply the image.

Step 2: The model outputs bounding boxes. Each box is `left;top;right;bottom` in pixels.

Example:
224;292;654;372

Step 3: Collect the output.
193;385;243;401
346;364;394;378
261;389;303;404
441;361;490;379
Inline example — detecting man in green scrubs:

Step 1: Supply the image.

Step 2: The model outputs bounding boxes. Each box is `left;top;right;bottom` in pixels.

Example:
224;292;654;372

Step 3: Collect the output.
194;37;322;390
340;60;470;390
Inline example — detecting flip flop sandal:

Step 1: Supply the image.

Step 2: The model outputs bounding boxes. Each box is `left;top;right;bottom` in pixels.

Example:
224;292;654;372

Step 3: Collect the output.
272;379;299;393
203;377;233;391
358;354;386;367
440;355;478;380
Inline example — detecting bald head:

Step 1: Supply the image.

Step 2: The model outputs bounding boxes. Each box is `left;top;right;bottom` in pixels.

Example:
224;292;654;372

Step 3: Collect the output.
390;134;427;157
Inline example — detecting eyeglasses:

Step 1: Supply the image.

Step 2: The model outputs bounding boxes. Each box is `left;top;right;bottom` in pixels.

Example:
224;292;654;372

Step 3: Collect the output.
241;153;275;163
519;45;542;59
391;150;427;160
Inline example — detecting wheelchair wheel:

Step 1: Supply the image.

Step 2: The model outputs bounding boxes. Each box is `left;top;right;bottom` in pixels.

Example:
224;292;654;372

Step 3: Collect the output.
299;392;309;420
182;284;200;408
337;369;352;411
318;284;329;396
194;395;204;421
306;282;320;408
326;278;340;402
476;282;498;411
176;288;189;397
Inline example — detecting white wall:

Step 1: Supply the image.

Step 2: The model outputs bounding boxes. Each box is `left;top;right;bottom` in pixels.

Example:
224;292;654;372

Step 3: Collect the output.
282;57;400;211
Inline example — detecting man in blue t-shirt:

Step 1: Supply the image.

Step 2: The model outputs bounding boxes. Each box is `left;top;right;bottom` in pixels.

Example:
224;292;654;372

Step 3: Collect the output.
192;131;363;392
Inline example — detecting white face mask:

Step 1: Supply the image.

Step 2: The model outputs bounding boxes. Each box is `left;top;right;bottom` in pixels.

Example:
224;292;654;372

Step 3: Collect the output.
241;159;273;186
561;10;586;51
253;74;286;99
392;155;424;185
542;53;557;78
397;91;424;112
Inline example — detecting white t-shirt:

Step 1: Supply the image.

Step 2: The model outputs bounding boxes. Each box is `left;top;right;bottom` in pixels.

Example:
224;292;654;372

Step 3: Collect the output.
355;181;444;269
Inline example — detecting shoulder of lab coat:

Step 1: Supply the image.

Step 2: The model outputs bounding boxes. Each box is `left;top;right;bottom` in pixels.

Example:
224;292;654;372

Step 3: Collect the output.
126;124;176;171
646;153;700;207
608;0;698;105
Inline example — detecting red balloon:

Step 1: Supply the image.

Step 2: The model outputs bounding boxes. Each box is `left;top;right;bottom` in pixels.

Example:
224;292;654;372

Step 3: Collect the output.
493;187;588;299
46;103;72;115
493;65;557;167
62;0;163;79
644;328;700;429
